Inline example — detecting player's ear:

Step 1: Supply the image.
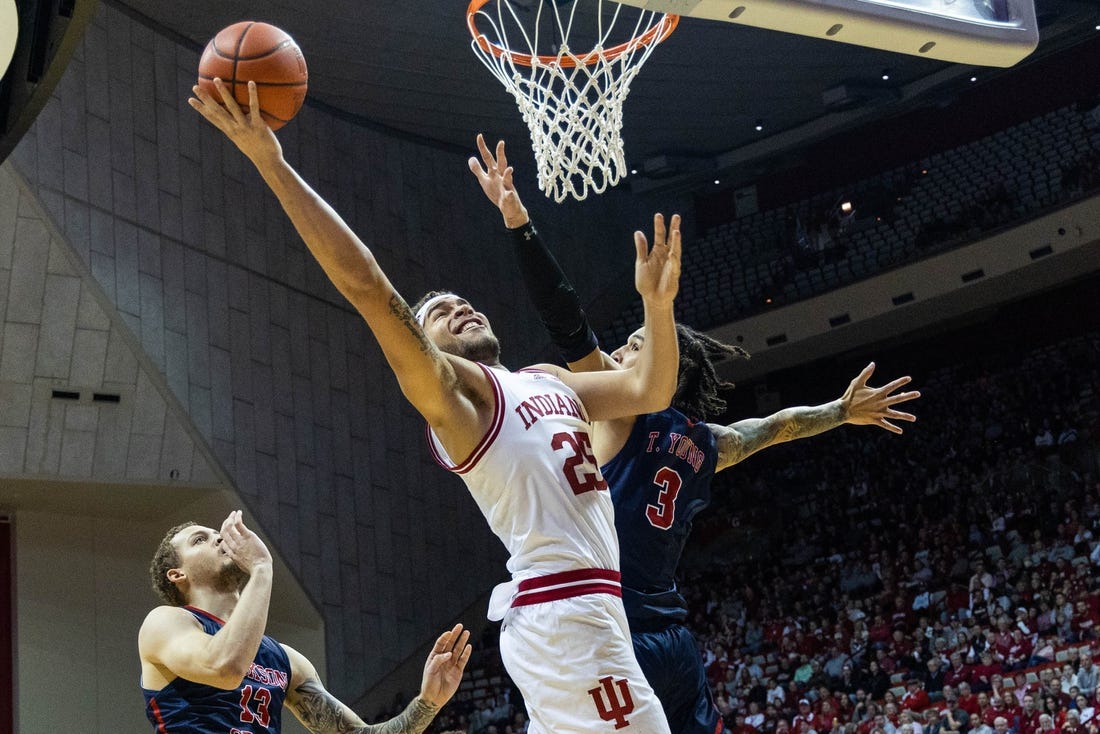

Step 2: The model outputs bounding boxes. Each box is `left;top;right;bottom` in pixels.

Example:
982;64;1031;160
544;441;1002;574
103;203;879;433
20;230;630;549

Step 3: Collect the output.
167;568;185;583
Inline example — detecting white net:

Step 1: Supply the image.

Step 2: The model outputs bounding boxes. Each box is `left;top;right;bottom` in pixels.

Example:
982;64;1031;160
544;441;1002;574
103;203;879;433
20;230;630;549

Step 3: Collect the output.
468;0;677;202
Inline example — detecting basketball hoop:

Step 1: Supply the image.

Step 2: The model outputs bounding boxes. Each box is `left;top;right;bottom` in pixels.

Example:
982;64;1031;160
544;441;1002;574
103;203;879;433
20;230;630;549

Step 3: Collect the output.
467;0;678;202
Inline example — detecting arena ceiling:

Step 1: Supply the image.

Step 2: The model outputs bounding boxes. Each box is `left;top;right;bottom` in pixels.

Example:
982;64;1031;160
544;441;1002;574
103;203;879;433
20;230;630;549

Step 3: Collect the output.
116;0;1099;186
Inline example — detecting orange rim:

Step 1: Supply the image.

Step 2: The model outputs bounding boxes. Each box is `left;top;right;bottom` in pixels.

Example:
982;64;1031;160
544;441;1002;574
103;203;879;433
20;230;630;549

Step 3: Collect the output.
466;0;678;68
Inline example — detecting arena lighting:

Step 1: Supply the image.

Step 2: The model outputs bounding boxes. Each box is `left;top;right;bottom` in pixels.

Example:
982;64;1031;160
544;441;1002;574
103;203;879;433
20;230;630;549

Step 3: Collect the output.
0;0;16;79
840;201;853;214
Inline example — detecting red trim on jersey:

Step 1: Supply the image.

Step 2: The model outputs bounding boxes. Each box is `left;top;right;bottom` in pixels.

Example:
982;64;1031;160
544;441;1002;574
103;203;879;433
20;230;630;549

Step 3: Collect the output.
184;605;226;625
425;364;505;474
512;568;622;607
149;697;169;734
517;568;621;591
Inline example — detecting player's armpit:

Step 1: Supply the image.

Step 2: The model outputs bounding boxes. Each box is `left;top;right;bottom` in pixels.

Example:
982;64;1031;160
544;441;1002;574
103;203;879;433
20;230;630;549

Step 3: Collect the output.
286;677;439;734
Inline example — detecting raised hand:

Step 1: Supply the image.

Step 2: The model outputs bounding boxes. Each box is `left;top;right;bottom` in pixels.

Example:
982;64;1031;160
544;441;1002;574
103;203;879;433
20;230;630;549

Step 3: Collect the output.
189;79;283;167
468;134;529;228
217;510;273;575
418;623;473;709
634;213;682;309
840;362;920;434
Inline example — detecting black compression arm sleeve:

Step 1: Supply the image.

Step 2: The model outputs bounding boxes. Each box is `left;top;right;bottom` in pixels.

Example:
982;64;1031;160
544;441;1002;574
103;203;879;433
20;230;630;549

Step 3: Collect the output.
509;221;599;363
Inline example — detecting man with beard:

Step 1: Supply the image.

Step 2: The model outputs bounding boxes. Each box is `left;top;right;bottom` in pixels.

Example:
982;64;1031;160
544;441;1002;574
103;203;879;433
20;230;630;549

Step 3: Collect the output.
139;511;472;732
190;82;683;733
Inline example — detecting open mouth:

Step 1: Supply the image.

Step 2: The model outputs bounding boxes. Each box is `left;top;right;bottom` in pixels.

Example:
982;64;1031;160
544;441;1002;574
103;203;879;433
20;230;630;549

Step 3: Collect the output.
457;320;483;334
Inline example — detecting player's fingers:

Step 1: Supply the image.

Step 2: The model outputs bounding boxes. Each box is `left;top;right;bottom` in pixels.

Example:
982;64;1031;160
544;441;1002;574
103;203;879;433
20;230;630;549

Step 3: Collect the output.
634;230;649;262
468;156;488;180
213;79;245;123
879;419;903;434
876;375;912;394
885;389;921;405
247;81;262;125
451;628;471;657
189;89;231;131
495;140;507;173
432;627;455;653
668;214;682;264
652;212;666;249
476;134;494;168
886;409;917;423
456;642;473;668
503;166;515;190
854;362;875;387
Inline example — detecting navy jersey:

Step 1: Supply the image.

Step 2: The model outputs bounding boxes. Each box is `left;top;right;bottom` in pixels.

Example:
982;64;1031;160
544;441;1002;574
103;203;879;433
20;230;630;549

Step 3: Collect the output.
599;407;718;624
143;606;292;733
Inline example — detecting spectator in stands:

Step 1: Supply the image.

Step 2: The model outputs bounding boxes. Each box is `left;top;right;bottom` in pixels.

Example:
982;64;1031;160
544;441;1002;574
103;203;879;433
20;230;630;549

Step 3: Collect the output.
973;652;1002;692
1073;694;1095;728
948;653;974;689
971;713;994;734
749;700;767;729
927;659;948;700
1020;694;1041;734
1041;697;1064;729
867;660;892;699
1063;709;1085;734
904;679;933;711
1077;656;1098;697
924;713;950;734
940;706;968;734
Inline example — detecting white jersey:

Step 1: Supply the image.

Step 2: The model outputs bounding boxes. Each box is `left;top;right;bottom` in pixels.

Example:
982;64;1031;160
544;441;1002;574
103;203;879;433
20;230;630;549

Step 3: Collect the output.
427;365;620;582
428;365;671;733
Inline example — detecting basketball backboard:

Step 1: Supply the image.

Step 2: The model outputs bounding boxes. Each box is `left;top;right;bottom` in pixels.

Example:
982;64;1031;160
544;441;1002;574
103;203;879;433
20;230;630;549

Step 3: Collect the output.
614;0;1039;66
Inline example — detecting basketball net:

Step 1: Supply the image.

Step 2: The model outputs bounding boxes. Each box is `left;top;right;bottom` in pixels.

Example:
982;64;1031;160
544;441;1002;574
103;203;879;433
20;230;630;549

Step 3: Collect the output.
468;0;678;202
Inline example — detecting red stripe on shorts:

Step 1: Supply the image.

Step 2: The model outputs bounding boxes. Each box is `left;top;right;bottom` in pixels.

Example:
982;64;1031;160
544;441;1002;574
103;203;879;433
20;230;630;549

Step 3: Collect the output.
512;568;622;607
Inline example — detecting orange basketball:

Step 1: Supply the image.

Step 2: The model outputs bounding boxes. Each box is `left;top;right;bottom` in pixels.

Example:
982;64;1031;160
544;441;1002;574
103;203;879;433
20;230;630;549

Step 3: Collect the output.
197;21;308;131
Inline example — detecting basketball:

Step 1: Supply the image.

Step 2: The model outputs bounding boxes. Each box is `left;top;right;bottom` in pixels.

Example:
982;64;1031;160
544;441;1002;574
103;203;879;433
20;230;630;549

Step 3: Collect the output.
197;21;308;131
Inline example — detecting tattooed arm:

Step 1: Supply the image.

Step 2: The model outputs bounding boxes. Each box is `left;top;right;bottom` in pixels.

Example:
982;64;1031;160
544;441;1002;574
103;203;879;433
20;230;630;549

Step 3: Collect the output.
283;625;472;734
711;362;920;472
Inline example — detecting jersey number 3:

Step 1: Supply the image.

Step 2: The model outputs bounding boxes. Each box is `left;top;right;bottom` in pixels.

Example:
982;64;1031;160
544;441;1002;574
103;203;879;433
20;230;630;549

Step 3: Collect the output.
552;431;608;495
645;467;683;530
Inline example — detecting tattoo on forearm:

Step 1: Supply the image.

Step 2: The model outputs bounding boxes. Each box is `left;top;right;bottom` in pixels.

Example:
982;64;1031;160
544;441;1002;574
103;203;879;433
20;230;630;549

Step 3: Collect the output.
388;294;434;354
290;679;439;734
716;402;844;469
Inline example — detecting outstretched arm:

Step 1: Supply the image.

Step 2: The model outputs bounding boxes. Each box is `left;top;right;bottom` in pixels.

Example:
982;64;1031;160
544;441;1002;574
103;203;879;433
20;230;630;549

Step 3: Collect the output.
189;81;488;447
468;135;609;371
711;362;919;471
548;213;680;422
284;624;472;734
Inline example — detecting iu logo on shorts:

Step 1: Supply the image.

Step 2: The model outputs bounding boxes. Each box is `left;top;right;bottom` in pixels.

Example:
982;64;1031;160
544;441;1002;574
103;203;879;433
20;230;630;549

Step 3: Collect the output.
588;676;635;729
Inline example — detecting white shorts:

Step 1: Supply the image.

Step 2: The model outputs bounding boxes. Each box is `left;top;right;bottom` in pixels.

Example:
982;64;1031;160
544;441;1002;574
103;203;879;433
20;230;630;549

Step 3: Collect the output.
500;591;671;734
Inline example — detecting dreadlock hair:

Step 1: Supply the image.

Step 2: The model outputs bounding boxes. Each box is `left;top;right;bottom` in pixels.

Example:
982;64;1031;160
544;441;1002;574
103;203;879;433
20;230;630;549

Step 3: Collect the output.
150;520;198;606
672;324;750;422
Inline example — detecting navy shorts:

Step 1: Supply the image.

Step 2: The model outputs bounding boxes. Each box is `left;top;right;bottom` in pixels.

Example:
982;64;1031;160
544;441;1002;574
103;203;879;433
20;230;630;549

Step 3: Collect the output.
631;622;723;734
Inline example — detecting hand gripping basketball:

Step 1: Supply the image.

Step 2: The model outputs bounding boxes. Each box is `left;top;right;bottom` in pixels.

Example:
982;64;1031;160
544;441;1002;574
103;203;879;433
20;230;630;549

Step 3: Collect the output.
189;79;283;166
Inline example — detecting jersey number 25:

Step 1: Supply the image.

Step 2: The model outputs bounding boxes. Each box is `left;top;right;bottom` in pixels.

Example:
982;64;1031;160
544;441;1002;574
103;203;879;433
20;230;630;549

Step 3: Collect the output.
552;431;608;495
